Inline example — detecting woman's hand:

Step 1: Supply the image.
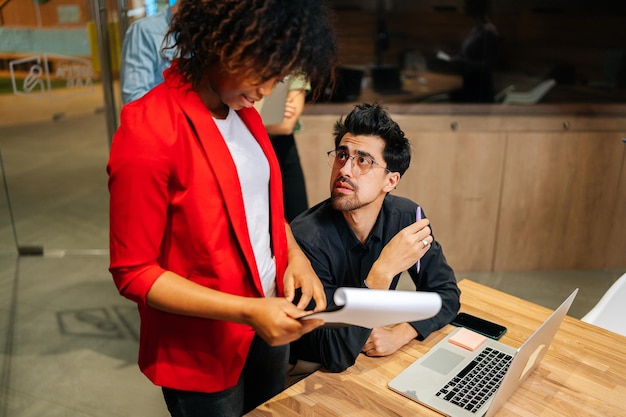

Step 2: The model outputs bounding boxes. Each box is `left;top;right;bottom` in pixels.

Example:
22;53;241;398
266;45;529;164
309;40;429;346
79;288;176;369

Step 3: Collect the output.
244;296;324;346
282;224;327;312
146;270;322;345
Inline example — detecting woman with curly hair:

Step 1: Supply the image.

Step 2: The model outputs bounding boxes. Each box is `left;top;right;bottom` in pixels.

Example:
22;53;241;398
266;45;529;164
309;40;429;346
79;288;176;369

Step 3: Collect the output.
107;0;337;415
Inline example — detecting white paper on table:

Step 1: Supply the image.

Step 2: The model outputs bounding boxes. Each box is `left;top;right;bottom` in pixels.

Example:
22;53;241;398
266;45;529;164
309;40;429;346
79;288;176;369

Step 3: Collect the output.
301;287;442;328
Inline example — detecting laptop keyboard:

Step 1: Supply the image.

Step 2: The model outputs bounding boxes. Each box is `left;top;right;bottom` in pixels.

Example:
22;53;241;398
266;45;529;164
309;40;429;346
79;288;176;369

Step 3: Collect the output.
435;346;513;413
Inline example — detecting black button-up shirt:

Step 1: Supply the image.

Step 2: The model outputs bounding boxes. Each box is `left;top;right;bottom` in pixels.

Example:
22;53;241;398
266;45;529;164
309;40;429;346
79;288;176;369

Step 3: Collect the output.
290;194;461;372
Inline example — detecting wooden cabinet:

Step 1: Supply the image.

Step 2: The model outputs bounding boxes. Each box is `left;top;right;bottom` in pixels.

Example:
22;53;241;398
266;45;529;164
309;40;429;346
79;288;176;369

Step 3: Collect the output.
296;111;626;272
496;130;625;270
606;149;626;268
391;120;506;272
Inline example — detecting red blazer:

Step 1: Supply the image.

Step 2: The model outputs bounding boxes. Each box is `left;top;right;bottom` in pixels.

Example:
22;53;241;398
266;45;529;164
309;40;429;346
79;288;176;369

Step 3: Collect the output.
107;66;288;392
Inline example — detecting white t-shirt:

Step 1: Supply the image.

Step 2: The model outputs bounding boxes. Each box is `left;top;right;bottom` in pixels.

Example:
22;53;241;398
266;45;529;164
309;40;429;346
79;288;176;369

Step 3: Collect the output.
213;109;277;297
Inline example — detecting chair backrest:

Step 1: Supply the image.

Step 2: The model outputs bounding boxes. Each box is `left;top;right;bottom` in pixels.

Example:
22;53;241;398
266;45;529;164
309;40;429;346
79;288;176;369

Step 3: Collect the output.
581;273;626;337
502;79;556;104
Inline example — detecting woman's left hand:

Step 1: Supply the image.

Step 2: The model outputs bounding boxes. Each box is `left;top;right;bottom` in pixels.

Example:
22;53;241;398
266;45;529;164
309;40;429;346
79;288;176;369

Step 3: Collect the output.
283;224;327;312
283;248;327;312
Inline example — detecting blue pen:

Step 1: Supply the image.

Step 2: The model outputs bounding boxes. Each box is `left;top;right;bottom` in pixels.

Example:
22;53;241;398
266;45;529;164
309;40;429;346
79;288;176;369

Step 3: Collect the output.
416;206;422;272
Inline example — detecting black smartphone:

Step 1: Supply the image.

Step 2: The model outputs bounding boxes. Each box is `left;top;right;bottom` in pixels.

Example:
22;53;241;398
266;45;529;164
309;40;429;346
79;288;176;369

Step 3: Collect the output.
451;312;507;340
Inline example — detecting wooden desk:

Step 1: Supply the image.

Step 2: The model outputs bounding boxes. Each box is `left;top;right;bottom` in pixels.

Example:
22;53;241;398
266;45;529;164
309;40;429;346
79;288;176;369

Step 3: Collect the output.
247;279;626;416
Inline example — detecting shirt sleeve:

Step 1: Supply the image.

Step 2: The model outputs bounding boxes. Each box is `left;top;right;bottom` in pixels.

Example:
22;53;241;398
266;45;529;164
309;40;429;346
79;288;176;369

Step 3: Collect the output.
288;74;312;91
405;238;461;340
120;22;163;104
291;323;371;373
107;104;171;305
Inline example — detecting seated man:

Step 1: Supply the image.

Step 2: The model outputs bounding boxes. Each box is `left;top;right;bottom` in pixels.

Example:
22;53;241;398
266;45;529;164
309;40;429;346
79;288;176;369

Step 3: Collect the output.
288;103;460;382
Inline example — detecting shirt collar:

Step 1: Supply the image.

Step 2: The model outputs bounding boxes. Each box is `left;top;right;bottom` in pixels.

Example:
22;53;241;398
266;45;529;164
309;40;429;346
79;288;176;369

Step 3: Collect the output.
328;199;386;249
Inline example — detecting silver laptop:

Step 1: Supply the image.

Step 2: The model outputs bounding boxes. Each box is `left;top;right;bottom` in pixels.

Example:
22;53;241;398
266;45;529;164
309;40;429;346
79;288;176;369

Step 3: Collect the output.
388;288;578;417
256;77;290;125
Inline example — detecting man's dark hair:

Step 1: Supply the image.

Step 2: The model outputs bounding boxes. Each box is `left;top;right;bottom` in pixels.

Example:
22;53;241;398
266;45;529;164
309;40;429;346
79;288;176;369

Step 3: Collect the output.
333;103;411;176
167;0;337;99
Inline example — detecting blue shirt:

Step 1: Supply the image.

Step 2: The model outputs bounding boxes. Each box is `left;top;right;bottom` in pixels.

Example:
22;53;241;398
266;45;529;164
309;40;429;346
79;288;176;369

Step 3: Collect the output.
120;8;176;104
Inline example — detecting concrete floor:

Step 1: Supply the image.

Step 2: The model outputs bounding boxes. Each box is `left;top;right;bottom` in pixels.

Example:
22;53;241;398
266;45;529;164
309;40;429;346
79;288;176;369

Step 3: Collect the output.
0;104;623;416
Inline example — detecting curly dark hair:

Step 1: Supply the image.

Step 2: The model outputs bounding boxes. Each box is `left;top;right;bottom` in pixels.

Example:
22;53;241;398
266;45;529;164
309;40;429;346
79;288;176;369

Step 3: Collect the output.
333;103;412;176
166;0;337;97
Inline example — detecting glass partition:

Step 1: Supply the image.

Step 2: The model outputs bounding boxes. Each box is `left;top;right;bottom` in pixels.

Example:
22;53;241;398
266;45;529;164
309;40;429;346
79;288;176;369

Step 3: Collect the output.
0;2;146;414
320;0;626;105
0;0;120;252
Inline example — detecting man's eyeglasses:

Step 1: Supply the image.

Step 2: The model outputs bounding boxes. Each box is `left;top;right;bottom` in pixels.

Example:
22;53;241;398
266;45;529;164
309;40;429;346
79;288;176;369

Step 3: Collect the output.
327;150;390;175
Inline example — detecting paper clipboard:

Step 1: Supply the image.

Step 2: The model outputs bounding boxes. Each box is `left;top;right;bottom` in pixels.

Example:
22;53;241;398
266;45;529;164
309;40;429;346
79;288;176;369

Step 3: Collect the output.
300;287;442;328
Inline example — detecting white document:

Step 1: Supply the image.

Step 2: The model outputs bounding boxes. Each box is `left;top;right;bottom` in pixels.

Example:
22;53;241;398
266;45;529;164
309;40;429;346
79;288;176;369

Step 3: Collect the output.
302;288;442;328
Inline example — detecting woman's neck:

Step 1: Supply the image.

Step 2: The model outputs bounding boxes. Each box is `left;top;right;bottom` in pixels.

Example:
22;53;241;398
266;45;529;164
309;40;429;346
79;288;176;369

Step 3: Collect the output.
196;72;229;119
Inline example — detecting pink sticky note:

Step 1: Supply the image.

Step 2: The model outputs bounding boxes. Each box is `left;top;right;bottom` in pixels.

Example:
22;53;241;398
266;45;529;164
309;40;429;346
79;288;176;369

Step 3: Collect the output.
449;327;487;351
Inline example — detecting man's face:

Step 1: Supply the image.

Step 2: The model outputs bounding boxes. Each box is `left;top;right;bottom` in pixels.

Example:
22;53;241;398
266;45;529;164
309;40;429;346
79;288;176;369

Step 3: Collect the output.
329;133;394;212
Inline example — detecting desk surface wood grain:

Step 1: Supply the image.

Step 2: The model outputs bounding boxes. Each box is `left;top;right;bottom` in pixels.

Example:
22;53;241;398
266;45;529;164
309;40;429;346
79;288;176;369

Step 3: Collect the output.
247;279;626;417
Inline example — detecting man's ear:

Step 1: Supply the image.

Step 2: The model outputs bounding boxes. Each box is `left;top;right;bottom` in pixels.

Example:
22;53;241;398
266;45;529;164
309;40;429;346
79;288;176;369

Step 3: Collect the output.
383;172;400;192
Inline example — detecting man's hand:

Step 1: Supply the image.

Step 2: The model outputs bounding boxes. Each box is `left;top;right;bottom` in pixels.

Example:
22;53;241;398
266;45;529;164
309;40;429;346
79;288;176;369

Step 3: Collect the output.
366;219;432;289
361;323;418;357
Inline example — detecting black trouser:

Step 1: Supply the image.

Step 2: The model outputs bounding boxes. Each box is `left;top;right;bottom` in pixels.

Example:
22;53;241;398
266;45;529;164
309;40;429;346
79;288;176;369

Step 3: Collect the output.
162;335;289;417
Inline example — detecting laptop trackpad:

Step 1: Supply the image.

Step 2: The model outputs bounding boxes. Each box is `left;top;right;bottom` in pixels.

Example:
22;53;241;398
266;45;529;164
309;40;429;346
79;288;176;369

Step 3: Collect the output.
422;349;465;374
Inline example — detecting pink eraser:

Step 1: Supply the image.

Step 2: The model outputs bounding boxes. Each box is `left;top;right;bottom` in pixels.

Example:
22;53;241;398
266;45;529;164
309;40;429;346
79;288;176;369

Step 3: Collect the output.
449;327;487;351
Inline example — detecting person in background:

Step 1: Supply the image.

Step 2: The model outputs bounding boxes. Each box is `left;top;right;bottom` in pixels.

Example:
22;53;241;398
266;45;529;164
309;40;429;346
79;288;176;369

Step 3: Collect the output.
288;103;460;384
108;1;337;416
265;74;311;221
119;1;179;104
449;0;499;102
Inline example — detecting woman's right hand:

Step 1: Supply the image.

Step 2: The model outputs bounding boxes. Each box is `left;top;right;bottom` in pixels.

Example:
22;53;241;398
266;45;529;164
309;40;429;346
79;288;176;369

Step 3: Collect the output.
244;297;324;346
